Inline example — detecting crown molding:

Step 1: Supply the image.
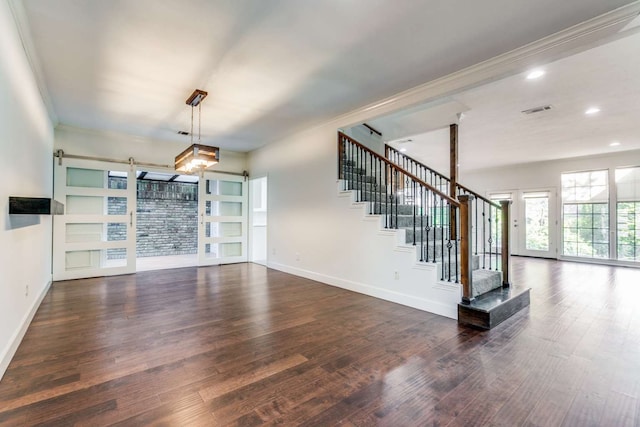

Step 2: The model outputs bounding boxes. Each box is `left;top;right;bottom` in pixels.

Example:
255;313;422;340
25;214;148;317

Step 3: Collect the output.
7;0;59;125
330;1;640;132
54;124;247;158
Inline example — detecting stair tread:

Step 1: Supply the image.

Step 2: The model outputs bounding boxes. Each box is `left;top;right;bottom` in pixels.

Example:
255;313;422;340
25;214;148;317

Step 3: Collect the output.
466;286;528;312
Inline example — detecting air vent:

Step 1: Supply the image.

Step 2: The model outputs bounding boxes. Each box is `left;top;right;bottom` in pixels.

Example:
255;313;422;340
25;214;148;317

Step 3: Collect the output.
521;105;552;115
177;130;189;135
396;139;413;144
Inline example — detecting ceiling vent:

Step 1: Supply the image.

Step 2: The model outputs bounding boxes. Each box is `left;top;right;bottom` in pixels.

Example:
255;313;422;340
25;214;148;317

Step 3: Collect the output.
396;139;413;144
521;105;552;115
177;130;189;135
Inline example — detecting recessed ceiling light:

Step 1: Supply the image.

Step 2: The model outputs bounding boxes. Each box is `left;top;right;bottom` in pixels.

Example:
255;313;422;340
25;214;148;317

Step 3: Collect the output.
526;70;545;80
610;141;621;147
585;107;600;115
400;148;407;153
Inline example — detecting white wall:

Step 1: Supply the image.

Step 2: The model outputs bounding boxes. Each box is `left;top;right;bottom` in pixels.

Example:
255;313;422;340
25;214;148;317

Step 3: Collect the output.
463;150;640;195
0;0;54;380
249;112;464;317
55;125;248;174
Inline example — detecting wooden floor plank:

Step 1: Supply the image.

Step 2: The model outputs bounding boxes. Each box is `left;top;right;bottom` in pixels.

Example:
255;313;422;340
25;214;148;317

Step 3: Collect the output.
1;259;640;425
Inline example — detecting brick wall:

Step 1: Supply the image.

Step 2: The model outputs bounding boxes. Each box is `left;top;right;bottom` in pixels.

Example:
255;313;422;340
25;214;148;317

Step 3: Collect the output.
107;177;198;258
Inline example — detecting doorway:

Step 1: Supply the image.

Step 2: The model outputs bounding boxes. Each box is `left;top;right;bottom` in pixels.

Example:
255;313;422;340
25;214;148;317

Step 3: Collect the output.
134;170;199;272
489;188;557;258
250;176;268;265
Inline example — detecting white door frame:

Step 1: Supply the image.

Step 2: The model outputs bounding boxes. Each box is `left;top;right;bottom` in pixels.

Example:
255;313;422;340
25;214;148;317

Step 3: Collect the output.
249;175;268;266
517;188;557;258
488;188;558;258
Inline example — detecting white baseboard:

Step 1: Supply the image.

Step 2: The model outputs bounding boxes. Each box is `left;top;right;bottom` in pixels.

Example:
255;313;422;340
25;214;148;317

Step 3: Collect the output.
0;280;52;382
268;262;457;319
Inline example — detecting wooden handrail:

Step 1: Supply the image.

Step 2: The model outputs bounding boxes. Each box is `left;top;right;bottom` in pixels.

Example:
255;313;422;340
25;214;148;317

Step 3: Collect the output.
457;183;501;209
339;132;459;207
386;144;501;209
386;144;450;182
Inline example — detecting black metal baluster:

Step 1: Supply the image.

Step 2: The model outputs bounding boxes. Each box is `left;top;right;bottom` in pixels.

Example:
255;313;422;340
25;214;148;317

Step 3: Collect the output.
474;198;478;256
455;207;459;282
420;185;424;261
345;140;349;190
441;199;445;280
394;169;399;229
355;146;359;200
482;202;486;269
387;169;395;228
367;152;372;213
432;192;437;264
412;180;416;246
489;202;493;270
378;158;382;216
358;147;364;202
349;141;353;191
373;156;377;214
384;161;389;228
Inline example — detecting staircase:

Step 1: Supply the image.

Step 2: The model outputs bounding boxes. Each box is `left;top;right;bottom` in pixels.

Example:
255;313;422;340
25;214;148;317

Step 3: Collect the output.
338;132;530;328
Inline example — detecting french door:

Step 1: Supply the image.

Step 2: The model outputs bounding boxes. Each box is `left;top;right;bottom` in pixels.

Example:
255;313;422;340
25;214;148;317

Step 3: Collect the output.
53;158;136;280
518;189;556;258
198;172;248;265
489;188;557;258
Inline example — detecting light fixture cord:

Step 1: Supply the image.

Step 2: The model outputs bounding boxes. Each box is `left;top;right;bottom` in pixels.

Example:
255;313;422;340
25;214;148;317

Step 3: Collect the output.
198;103;202;143
190;105;194;145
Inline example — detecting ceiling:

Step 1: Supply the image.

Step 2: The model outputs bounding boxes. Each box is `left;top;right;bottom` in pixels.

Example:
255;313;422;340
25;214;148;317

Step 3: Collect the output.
18;0;637;152
381;24;640;173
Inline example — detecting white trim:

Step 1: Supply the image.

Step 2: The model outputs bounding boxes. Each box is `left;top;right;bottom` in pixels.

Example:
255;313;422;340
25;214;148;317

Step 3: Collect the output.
558;255;640;269
268;262;459;319
0;280;52;381
7;0;58;125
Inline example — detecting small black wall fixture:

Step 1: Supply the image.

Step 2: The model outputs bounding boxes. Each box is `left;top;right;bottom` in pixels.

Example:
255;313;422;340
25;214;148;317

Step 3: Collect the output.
9;197;64;215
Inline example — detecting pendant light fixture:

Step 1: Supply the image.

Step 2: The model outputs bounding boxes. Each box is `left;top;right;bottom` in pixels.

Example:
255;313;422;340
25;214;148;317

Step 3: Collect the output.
175;89;220;173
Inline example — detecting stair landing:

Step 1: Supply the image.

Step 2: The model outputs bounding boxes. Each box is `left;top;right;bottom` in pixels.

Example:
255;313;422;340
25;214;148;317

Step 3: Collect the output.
458;286;531;329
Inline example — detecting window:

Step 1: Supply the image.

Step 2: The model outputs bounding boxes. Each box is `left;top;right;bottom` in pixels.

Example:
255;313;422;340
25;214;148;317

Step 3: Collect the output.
523;193;549;251
616;167;640;261
561;170;609;259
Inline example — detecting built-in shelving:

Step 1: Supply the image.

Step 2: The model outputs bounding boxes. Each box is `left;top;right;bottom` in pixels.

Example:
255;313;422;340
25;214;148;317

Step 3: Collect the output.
9;197;64;215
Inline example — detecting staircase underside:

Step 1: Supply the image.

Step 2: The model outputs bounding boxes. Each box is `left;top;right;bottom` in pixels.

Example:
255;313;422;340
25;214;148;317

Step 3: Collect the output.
458;286;531;329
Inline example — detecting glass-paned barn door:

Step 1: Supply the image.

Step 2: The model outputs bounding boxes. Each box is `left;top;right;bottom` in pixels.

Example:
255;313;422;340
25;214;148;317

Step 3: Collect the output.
198;172;248;266
53;158;136;280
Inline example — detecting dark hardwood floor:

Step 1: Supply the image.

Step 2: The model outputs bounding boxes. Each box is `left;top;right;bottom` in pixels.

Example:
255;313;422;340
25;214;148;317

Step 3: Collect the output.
1;258;639;426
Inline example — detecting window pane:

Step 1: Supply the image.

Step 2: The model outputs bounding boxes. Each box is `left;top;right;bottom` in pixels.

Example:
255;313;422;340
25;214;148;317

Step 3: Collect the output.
525;197;549;251
578;204;592;214
616;169;640;261
561;170;609;259
65;248;127;270
563;241;577;256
